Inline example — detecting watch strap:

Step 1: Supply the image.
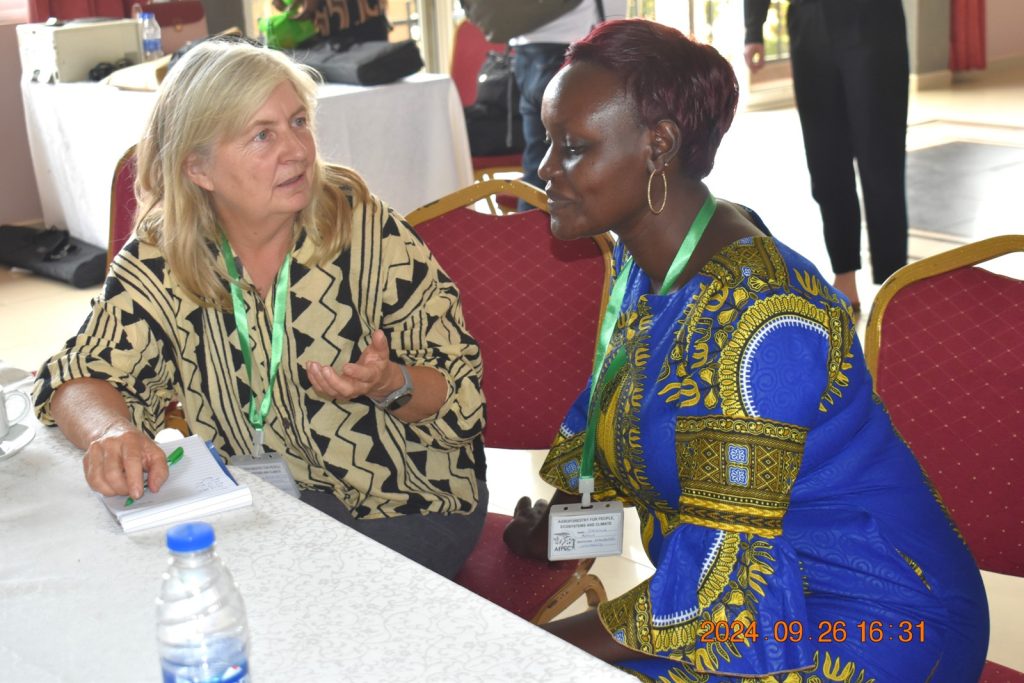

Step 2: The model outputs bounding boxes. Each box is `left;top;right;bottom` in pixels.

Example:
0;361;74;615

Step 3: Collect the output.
371;364;413;411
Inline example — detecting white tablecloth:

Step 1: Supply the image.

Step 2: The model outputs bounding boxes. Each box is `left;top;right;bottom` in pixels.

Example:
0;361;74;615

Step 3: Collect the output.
0;415;631;682
20;73;474;249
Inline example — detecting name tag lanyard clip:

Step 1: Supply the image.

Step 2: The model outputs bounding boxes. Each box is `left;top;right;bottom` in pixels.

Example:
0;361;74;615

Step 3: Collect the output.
577;193;716;505
220;234;291;458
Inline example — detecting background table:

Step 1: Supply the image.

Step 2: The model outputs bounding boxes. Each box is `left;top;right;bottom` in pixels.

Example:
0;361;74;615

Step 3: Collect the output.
20;73;474;250
0;413;631;682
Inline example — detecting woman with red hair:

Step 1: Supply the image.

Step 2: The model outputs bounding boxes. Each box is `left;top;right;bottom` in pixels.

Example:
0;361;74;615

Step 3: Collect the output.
505;19;987;682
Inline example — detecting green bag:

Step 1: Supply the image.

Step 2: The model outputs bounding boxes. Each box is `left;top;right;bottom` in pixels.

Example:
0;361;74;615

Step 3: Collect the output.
259;1;318;50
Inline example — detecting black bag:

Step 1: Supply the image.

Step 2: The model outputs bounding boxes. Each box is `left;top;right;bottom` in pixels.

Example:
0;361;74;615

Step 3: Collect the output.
0;225;106;288
319;13;390;52
292;38;423;85
459;0;584;43
463;49;524;156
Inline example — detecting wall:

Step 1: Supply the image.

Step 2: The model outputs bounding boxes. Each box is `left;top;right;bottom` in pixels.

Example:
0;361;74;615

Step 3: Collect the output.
905;0;951;76
987;0;1024;63
0;22;41;225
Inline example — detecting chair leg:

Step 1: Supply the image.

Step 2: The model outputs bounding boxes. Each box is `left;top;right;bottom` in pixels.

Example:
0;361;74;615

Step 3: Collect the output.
529;574;608;625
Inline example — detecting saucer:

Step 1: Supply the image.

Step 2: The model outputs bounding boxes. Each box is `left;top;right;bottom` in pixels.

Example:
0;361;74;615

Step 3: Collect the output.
0;422;35;462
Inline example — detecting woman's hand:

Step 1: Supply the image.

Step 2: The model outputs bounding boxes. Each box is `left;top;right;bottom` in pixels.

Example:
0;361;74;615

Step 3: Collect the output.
51;377;168;500
82;422;169;500
306;329;400;402
744;42;766;73
503;496;552;560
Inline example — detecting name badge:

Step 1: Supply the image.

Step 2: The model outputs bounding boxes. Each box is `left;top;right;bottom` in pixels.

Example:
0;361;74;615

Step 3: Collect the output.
231;452;301;498
547;500;624;561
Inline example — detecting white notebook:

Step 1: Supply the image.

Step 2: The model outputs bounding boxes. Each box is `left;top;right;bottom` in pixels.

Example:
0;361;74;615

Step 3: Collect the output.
101;435;252;533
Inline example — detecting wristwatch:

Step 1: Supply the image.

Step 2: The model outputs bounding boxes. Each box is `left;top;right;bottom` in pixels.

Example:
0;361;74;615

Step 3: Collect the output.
371;364;414;411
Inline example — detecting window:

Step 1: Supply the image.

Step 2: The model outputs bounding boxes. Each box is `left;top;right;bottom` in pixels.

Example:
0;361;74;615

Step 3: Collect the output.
761;0;790;63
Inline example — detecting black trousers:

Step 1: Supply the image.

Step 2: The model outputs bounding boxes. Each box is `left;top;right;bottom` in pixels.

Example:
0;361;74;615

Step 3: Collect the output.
788;0;909;284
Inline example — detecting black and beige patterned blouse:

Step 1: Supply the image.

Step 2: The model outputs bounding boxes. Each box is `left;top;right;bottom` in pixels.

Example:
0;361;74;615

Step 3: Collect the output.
33;193;485;519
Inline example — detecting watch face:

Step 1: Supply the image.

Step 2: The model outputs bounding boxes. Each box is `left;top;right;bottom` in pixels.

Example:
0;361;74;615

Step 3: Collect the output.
387;392;413;410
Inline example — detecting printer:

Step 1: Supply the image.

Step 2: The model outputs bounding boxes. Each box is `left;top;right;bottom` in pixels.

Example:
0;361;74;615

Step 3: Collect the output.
16;19;142;84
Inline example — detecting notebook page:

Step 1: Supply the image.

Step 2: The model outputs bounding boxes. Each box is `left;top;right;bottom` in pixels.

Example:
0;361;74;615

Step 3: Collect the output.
100;435;244;521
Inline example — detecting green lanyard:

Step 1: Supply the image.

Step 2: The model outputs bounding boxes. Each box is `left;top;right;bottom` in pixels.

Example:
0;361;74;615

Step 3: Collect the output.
219;234;292;455
578;193;717;504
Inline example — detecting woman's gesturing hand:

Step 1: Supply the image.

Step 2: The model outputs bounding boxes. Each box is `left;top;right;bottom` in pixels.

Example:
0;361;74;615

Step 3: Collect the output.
306;329;400;402
82;421;170;500
503;496;552;560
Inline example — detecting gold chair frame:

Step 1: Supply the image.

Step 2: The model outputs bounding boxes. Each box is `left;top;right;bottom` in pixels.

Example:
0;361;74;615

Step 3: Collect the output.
864;234;1024;376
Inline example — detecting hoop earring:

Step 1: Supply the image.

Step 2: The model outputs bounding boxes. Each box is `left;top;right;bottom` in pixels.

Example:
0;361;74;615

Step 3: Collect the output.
647;169;667;215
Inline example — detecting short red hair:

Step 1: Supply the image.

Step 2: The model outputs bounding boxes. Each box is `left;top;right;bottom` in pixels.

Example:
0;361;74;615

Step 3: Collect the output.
566;19;738;179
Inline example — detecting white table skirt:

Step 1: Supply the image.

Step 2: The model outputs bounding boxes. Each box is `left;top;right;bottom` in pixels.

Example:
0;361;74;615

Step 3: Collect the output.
0;415;631;682
20;73;474;250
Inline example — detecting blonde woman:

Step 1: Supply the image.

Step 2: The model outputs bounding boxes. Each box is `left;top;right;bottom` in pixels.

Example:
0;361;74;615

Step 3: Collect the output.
33;38;487;578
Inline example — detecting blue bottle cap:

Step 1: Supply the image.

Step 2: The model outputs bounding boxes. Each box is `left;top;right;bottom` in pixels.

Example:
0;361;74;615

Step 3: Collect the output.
166;522;215;553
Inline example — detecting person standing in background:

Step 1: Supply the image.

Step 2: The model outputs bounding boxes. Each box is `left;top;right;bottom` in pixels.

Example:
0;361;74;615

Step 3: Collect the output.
511;0;627;209
744;0;910;311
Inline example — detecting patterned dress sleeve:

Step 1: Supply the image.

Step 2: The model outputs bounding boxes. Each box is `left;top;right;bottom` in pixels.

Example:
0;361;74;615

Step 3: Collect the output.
540;244;628;499
537;380;619;498
32;246;179;436
598;240;856;676
377;207;485;451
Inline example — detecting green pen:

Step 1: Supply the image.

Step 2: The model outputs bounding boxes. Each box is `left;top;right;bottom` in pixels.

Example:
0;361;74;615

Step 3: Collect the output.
124;446;185;507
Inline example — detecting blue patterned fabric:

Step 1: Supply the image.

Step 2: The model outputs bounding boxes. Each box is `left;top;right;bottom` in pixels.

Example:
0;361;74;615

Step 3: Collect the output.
540;236;989;682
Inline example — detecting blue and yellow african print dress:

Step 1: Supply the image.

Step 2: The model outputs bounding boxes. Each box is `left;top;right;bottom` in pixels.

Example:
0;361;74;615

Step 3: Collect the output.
540;237;989;682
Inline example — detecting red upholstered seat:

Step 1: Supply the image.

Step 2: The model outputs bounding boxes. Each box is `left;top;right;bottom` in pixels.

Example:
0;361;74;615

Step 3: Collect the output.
108;145;137;267
454;513;602;621
408;179;612;623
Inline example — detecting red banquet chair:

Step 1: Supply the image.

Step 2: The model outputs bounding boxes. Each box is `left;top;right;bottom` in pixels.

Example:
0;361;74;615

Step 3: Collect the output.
450;20;522;213
865;235;1024;681
407;179;613;623
108;144;137;267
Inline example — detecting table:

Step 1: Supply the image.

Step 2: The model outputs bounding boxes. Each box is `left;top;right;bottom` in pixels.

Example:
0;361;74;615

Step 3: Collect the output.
20;73;474;250
0;414;631;682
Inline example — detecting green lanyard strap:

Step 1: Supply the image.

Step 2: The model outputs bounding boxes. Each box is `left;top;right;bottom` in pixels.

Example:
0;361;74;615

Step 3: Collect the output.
578;193;717;503
219;234;291;451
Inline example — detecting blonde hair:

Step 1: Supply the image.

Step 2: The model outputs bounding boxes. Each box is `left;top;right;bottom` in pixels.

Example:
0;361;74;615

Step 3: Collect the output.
134;38;369;308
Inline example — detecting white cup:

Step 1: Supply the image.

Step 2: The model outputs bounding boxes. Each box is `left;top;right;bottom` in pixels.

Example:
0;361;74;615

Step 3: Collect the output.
0;387;31;440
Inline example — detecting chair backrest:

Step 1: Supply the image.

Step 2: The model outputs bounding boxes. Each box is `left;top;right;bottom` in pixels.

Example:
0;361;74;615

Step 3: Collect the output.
108;145;137;267
450;20;509;108
408;179;613;449
864;235;1024;576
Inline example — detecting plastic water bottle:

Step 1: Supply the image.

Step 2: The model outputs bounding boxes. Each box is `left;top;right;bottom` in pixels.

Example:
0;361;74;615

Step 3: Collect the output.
157;522;251;683
141;12;164;61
